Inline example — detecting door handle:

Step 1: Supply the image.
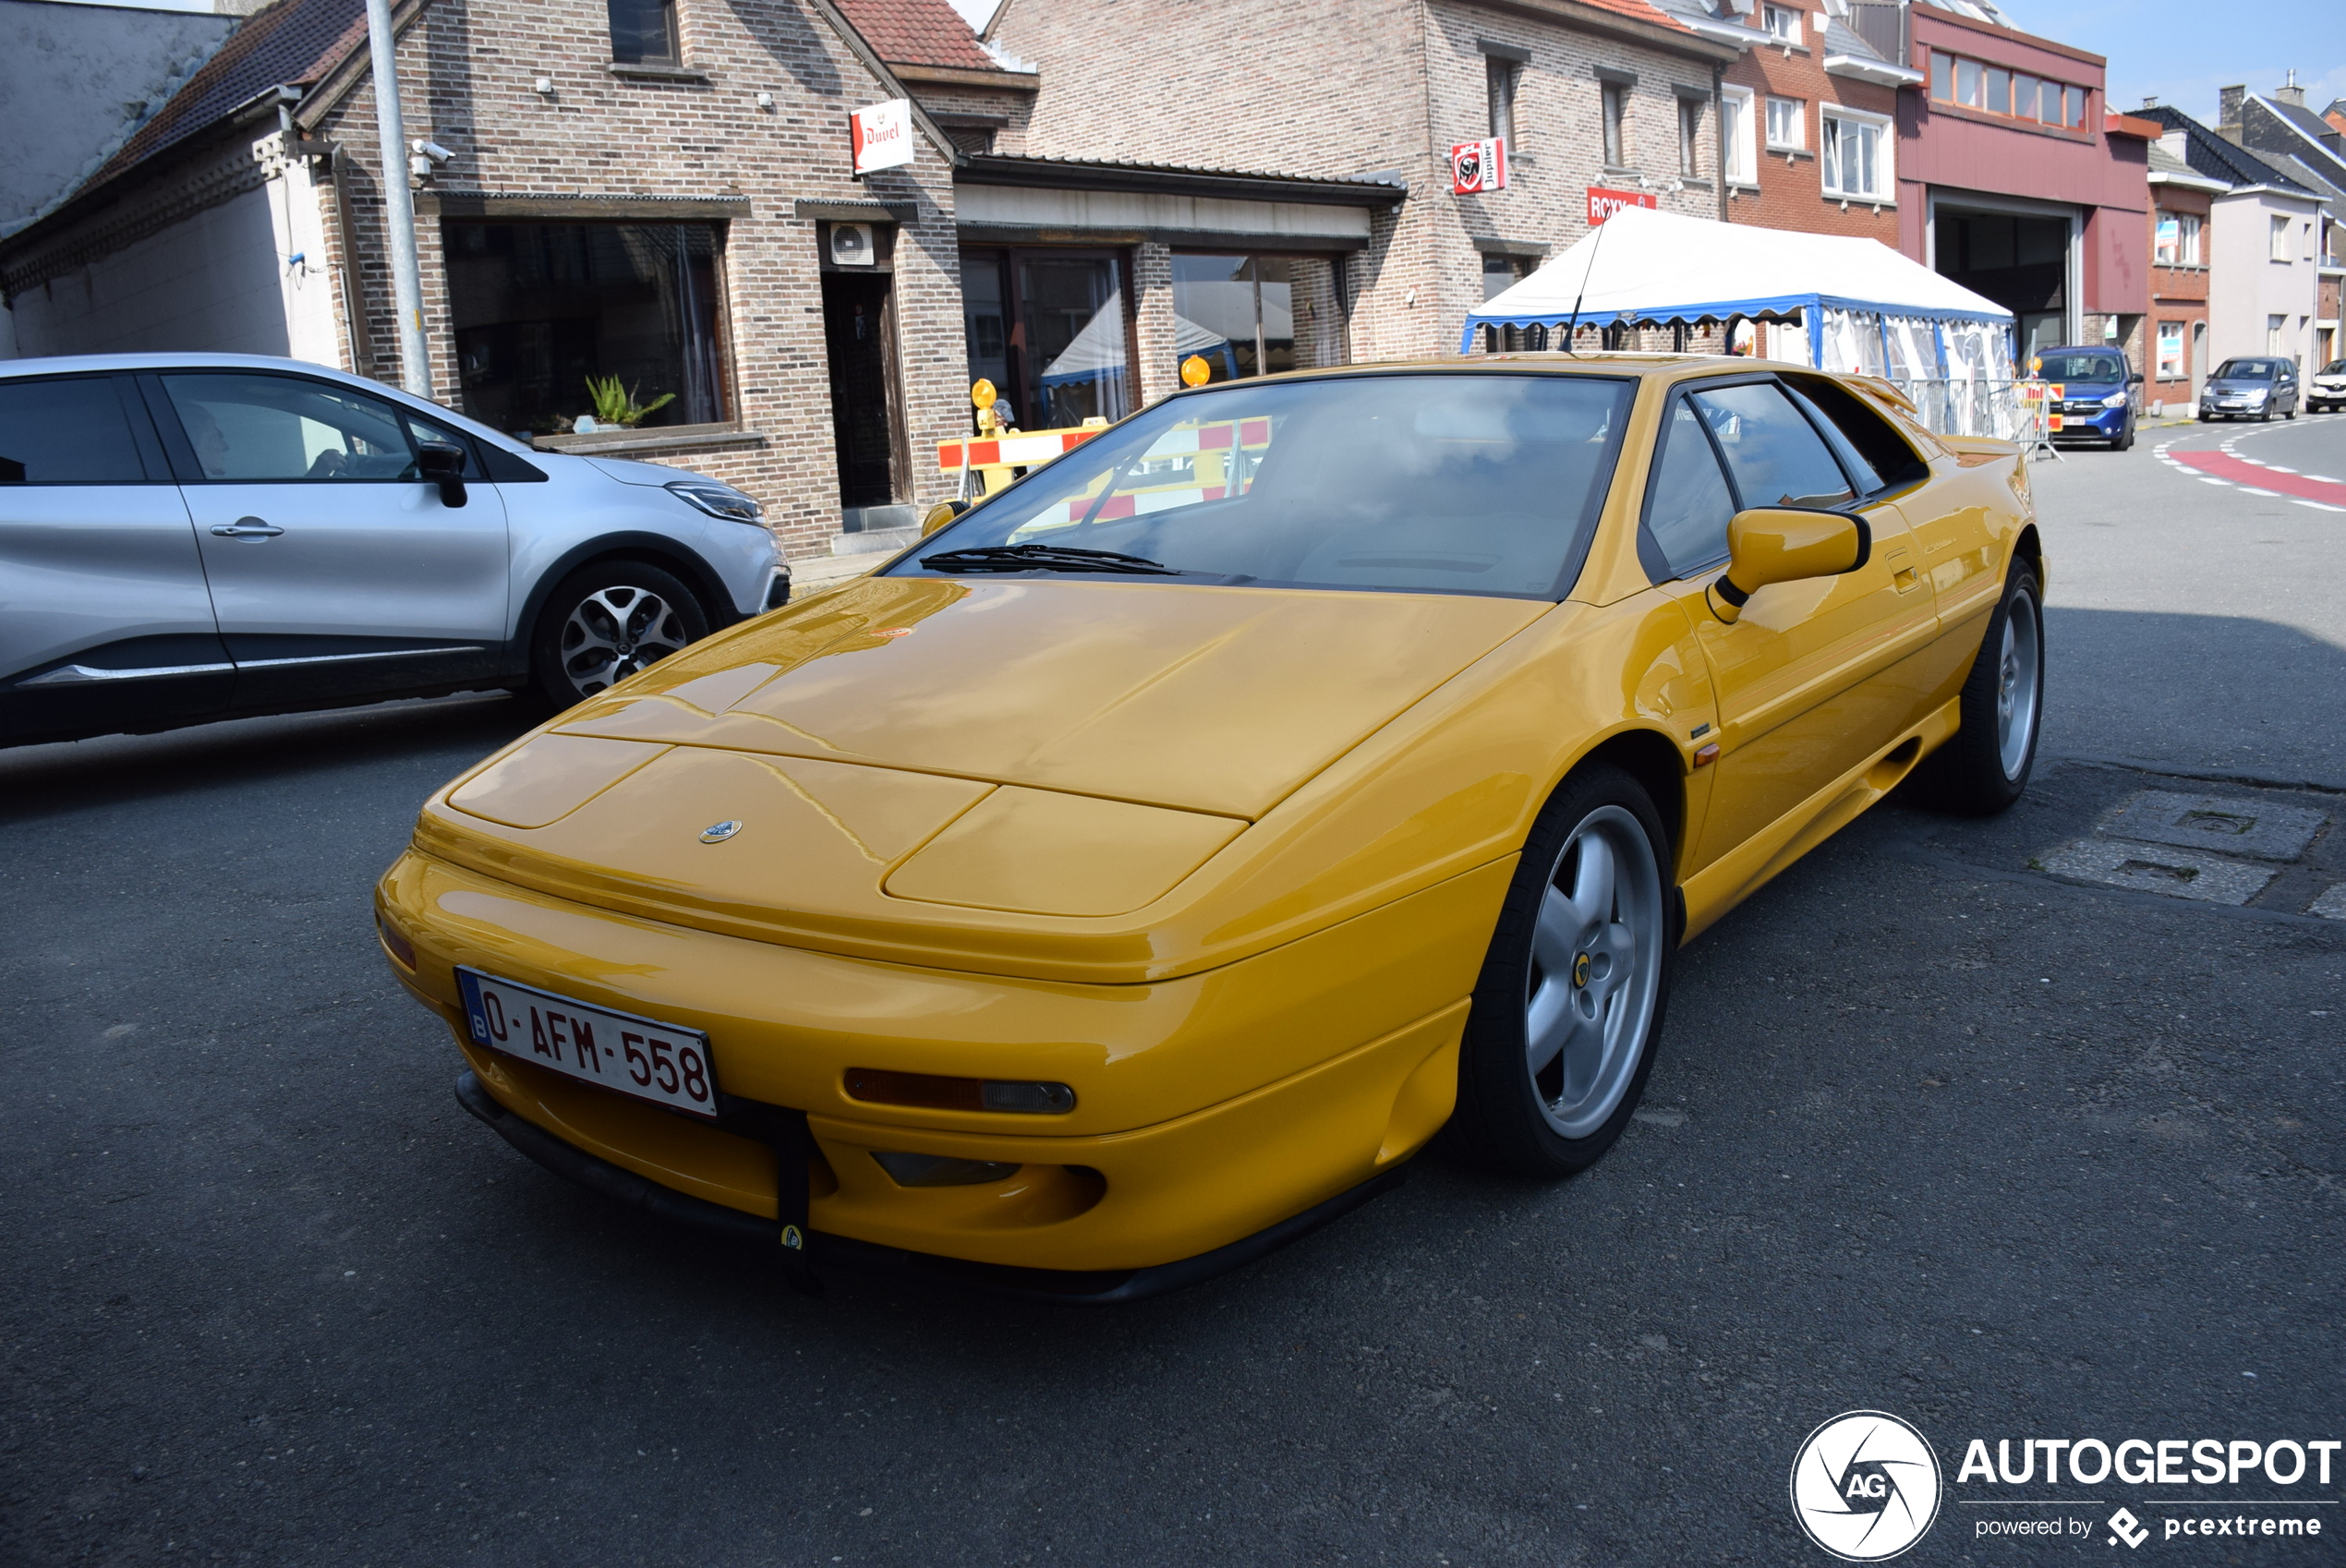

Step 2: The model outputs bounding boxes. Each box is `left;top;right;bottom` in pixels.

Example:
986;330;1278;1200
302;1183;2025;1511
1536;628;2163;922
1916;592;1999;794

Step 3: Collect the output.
211;517;284;539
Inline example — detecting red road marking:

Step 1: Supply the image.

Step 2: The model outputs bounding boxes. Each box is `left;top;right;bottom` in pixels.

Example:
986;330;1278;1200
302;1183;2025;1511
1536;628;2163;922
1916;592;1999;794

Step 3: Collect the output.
2176;450;2346;504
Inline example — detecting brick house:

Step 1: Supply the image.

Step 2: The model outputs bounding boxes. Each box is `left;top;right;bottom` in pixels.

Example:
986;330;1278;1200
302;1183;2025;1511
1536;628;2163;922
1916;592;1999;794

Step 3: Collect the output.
986;0;1739;364
2136;100;2328;380
1650;0;1914;251
2142;138;2220;406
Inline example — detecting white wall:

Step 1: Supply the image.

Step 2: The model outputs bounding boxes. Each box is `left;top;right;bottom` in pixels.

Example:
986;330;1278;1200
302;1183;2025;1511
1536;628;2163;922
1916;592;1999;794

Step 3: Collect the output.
8;178;333;360
2209;188;2321;373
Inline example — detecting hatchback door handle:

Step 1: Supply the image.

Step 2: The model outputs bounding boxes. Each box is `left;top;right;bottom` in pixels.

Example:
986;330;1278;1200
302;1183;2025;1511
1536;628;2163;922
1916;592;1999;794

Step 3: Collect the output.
211;518;284;539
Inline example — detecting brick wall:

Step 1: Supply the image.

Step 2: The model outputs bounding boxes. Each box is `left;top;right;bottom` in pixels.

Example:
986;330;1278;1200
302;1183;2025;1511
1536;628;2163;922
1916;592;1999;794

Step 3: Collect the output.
2146;187;2209;399
1722;30;1899;242
993;0;1730;363
308;0;968;560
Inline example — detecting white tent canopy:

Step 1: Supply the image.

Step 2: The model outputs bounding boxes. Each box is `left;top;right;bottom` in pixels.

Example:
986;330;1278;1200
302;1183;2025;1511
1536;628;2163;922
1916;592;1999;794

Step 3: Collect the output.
1461;207;2014;380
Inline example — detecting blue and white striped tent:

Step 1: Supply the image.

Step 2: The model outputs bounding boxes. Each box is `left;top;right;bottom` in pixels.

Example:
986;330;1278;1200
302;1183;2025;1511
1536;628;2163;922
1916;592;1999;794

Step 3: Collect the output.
1462;207;2014;380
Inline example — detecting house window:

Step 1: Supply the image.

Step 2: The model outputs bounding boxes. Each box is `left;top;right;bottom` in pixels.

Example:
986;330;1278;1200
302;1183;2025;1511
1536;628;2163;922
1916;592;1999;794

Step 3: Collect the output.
1820;111;1891;200
1487;56;1520;147
1601;81;1627;166
1765;96;1803;150
444;221;727;437
1761;4;1801;44
2267;314;2286;354
2155;211;2202;264
2156;320;2184;379
1930;50;2088;128
1172;255;1299;383
1721;86;1757;183
607;0;679;64
2271;215;2292;261
1678;97;1703;177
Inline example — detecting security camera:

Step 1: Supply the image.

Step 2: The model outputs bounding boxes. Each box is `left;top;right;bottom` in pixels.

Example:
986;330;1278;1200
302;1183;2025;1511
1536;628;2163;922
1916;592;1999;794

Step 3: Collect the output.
412;139;453;163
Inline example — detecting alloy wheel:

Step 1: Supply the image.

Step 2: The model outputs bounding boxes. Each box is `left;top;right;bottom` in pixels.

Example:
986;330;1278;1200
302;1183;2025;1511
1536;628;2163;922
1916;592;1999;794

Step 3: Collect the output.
1522;805;1665;1140
558;585;690;699
1996;585;2041;780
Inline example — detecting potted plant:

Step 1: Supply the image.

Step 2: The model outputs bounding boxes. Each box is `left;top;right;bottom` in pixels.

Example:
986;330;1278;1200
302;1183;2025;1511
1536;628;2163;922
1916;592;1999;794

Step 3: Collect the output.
575;375;676;432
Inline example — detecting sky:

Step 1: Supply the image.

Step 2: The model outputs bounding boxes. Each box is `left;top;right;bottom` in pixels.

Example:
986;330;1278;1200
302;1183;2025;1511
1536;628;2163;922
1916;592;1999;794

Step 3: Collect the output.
47;0;2346;127
1965;0;2341;122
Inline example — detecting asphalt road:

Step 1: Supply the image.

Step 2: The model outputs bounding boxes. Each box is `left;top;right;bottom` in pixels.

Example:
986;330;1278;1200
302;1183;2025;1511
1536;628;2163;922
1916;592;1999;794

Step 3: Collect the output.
4;414;2342;1567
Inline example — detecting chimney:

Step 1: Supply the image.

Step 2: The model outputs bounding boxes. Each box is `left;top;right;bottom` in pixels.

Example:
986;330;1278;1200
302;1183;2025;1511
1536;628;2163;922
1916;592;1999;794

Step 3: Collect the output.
2273;69;2305;109
2218;83;2244;132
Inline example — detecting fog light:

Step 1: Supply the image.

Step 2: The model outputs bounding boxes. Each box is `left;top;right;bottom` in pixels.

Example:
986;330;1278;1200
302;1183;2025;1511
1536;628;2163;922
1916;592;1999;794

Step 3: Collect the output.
376;912;417;970
845;1067;1075;1114
872;1150;1019;1187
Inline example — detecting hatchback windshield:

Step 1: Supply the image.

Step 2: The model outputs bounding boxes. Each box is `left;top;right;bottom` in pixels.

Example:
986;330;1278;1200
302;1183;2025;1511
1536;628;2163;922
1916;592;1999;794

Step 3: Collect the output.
895;373;1636;598
2038;351;2125;382
2213;359;2280;380
2320;360;2346;377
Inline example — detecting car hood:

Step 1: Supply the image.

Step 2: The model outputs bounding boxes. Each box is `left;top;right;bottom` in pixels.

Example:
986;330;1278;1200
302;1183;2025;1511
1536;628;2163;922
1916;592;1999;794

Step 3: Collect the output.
2206;379;2274;392
584;454;707;487
537;573;1546;819
408;575;1548;975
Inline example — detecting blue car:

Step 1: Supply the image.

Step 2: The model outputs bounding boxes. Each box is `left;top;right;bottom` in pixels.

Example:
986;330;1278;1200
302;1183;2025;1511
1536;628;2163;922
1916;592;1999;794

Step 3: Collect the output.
2037;346;2143;451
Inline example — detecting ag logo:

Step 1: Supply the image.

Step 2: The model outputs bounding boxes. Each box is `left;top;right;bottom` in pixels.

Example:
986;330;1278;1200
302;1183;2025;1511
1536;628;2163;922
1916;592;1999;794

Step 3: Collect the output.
1790;1410;1942;1561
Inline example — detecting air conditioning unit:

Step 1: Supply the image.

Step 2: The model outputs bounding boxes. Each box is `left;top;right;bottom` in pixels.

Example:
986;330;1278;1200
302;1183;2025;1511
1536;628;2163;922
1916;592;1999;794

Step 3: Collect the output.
829;223;876;266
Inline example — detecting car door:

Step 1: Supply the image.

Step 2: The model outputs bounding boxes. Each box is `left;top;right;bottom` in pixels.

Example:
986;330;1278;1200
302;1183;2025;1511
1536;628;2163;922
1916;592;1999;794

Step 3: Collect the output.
1636;375;1940;875
147;369;511;707
0;371;232;743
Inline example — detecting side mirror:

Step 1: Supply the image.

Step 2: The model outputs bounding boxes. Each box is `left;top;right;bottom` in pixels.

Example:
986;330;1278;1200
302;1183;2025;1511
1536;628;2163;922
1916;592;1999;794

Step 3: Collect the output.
921;499;969;537
2129;372;2145;385
1708;508;1868;624
417;441;468;508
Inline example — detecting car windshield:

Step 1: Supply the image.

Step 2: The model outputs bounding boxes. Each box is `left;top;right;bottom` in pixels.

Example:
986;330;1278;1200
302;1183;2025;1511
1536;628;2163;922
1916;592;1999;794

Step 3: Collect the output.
896;372;1636;598
2214;359;2279;380
2038;352;2124;382
2320;360;2346;376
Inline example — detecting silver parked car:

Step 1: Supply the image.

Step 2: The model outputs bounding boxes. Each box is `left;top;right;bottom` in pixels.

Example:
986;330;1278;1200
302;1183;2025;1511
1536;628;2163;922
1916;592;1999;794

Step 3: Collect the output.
0;353;787;748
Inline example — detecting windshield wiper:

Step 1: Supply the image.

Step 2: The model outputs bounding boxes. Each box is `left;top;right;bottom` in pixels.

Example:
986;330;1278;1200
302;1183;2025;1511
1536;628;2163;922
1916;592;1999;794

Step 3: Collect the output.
918;543;1183;576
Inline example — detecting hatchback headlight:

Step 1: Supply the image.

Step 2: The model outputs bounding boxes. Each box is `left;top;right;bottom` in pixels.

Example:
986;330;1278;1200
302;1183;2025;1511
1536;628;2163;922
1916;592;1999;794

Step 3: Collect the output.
665;479;765;524
2244;388;2269;403
2100;392;2128;408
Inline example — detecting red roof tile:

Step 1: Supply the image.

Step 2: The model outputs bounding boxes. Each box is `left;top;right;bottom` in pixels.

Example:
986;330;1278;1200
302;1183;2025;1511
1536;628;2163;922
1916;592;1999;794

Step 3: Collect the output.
830;0;999;71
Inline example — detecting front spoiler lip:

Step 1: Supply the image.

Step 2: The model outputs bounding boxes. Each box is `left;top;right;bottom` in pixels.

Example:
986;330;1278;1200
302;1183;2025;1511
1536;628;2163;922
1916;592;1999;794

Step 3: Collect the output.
453;1070;1406;1304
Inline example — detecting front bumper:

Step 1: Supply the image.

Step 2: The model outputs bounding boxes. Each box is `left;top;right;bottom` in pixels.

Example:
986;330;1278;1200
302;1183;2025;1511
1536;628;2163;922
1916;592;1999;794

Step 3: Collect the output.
381;848;1493;1275
453;1069;1406;1301
2052;403;2128;440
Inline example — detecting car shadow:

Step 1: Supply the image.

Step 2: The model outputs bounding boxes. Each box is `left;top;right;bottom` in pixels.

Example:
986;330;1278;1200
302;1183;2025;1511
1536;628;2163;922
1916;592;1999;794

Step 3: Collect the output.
0;690;542;826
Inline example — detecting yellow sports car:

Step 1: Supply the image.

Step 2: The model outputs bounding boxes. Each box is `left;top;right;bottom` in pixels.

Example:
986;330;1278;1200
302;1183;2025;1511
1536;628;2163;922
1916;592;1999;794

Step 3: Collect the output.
376;357;2041;1300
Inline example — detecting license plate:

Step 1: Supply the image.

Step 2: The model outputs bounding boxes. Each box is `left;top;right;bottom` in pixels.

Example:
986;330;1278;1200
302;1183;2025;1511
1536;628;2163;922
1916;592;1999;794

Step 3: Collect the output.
456;968;720;1119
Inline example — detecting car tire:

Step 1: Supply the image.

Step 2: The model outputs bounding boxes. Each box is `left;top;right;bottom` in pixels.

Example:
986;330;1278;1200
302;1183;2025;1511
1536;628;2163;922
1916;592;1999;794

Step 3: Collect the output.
1910;561;2043;817
1443;763;1675;1179
529;559;710;712
2114;424;2134;452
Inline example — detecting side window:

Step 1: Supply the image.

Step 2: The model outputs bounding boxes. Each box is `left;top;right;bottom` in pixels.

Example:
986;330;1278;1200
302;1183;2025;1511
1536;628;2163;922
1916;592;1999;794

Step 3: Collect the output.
1642;397;1738;577
1786;377;1930;495
160;374;466;482
1688;381;1854;511
0;377;151;484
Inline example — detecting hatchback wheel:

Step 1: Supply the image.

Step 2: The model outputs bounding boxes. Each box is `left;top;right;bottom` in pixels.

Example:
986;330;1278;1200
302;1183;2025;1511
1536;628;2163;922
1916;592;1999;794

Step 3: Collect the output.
1445;764;1674;1178
530;561;709;710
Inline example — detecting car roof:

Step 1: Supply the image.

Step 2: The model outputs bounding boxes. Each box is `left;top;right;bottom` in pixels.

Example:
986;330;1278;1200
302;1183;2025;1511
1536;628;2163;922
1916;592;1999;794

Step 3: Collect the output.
0;351;538;452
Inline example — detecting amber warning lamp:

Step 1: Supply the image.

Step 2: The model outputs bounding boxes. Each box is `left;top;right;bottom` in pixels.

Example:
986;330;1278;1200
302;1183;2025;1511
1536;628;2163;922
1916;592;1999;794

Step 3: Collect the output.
1180;355;1212;387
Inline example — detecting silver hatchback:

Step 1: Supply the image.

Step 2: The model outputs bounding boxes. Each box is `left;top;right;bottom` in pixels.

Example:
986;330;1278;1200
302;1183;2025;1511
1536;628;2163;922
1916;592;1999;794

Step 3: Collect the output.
0;353;787;747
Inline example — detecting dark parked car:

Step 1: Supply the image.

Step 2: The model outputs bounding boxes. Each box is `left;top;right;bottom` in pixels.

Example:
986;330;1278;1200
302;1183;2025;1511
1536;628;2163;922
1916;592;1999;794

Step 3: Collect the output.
2199;357;2300;422
2036;346;2141;450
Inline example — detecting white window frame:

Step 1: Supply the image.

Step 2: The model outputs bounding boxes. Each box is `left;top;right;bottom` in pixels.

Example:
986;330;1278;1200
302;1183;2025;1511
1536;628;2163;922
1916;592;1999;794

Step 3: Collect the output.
1721;85;1758;185
2156;320;2184;380
1765;95;1805;151
1761;3;1802;44
2270;214;2291;262
1820;106;1893;200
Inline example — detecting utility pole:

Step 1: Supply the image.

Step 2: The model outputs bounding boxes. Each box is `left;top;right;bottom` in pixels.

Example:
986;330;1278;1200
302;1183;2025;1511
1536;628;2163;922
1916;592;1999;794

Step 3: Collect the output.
363;0;429;396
